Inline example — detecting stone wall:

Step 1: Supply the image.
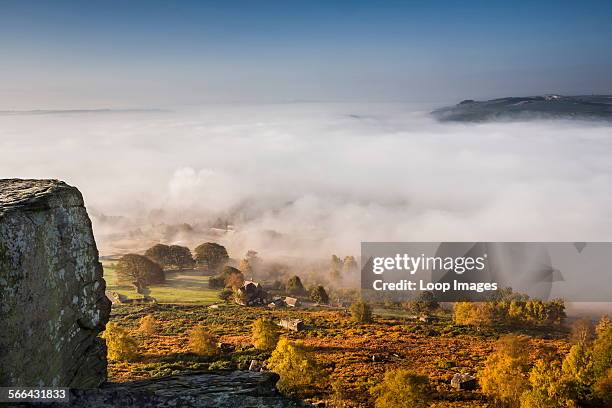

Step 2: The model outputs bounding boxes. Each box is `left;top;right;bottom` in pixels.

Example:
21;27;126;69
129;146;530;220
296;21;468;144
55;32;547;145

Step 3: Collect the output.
0;179;110;388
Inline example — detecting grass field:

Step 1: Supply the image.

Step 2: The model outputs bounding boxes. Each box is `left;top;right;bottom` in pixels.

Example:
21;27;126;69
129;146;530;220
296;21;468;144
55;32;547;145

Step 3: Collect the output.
103;262;221;304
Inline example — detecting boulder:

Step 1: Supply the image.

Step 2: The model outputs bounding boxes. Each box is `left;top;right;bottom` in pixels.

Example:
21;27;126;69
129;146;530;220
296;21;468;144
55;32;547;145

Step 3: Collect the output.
0;179;111;388
450;373;477;390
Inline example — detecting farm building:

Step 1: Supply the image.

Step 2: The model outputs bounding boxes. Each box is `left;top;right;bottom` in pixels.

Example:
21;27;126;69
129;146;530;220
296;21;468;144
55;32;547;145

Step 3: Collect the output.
284;296;300;307
235;280;267;306
278;318;304;332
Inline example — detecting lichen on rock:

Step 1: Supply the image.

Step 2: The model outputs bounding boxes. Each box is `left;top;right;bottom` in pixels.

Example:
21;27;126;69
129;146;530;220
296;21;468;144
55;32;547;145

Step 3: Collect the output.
0;179;111;388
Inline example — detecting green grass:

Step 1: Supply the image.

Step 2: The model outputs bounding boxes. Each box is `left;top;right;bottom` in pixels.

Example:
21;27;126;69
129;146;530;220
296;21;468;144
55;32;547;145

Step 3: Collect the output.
103;262;221;305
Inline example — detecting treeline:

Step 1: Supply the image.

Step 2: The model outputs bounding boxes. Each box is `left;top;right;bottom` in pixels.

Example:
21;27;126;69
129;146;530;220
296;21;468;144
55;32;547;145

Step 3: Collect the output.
454;289;566;327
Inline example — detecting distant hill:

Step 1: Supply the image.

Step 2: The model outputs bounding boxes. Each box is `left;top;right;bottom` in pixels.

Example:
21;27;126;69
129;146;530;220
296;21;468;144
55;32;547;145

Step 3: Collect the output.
432;95;612;122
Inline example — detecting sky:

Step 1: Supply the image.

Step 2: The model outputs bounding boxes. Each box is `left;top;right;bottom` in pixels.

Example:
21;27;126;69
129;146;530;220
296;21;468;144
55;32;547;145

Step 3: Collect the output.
1;0;612;109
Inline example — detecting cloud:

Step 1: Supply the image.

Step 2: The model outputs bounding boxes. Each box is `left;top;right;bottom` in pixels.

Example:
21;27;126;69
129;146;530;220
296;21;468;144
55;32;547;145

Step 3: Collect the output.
1;103;612;265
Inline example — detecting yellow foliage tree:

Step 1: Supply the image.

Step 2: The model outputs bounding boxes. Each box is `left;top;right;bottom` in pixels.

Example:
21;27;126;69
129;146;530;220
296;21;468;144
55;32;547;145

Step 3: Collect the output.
370;368;431;408
350;301;372;323
520;360;578;408
453;302;493;327
103;322;138;362
252;317;280;351
480;335;531;407
267;338;324;395
188;326;218;357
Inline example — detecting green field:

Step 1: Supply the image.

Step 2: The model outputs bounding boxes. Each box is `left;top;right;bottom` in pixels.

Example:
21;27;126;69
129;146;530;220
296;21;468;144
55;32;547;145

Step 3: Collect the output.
103;262;220;304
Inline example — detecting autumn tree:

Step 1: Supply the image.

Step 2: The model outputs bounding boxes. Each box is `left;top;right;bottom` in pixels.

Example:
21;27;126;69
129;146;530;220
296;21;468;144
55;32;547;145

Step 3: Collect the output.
239;250;261;279
570;318;595;346
310;285;329;304
370;369;431;408
194;242;229;272
351;300;373;323
209;265;244;289
403;291;439;316
252;317;280;350
103;322;138;362
342;256;358;275
520;360;577;408
330;255;343;281
286;275;307;296
480;335;531;407
453;302;493;327
116;254;165;286
267;338;325;395
188;326;218;357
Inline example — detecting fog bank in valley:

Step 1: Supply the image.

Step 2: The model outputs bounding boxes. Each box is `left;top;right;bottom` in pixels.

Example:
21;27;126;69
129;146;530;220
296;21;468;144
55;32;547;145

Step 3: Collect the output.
2;103;611;266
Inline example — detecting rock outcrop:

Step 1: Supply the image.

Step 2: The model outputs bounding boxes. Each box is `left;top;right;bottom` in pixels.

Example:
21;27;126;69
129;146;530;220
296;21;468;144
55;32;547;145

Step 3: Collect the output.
43;371;310;407
0;179;110;388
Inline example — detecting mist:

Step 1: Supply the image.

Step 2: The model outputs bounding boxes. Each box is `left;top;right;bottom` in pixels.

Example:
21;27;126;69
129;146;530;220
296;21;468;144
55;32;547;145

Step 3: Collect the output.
2;102;612;267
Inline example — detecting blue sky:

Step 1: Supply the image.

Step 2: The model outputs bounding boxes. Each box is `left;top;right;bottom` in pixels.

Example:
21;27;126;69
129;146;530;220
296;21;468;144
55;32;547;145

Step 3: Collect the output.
1;0;612;108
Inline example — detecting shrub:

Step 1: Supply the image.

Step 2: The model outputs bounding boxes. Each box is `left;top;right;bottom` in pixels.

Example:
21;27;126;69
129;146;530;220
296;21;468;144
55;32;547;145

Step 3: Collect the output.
103;322;138;362
480;335;531;407
188;326;218;357
350;301;372;323
310;285;329;304
252;317;280;350
219;288;234;302
267;338;324;395
286;275;307;296
138;314;157;335
370;368;431;408
193;242;229;272
116;254;165;286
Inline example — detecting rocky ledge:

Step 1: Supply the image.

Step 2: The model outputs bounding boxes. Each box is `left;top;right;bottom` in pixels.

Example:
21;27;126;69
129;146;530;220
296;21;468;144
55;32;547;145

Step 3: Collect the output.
37;370;310;408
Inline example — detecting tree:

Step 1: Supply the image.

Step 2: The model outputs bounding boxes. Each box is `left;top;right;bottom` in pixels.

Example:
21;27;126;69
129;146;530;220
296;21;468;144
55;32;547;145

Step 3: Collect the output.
480;335;531;408
286;275;307;296
252;317;280;350
342;256;358;275
351;301;373;323
188;326;218;357
330;255;343;281
194;242;229;272
520;360;577;408
116;254;165;286
310;285;329;304
403;291;438;316
570;319;595;346
453;302;493;327
267;338;324;395
239;250;261;279
370;369;431;408
103;322;138;362
144;244;194;270
208;266;244;289
591;316;612;380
